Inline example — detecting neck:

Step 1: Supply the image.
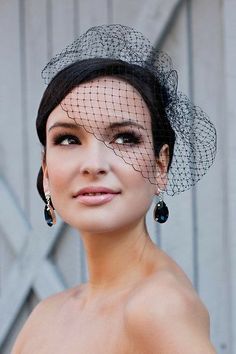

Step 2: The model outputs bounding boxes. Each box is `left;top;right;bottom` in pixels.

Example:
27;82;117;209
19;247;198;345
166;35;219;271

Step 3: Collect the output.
79;219;155;296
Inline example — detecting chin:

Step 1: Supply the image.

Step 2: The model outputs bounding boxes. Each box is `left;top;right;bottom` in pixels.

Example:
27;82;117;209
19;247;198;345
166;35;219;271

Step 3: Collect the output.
66;214;142;235
56;202;148;234
75;218;128;234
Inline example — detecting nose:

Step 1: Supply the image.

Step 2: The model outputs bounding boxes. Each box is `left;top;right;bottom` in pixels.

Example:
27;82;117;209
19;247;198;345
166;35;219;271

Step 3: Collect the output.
79;138;110;177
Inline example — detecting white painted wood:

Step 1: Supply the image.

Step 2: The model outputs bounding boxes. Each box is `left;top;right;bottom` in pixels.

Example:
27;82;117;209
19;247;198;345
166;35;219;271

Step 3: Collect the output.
191;1;230;352
0;177;29;254
52;226;84;288
133;0;183;44
0;1;31;350
112;0;144;27
78;0;109;34
34;259;65;299
0;0;25;212
223;1;236;353
23;0;50;230
51;0;75;54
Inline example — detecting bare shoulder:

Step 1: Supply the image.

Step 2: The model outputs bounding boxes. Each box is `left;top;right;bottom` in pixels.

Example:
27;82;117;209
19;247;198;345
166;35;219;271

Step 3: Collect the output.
11;286;81;354
125;269;216;354
126;268;209;324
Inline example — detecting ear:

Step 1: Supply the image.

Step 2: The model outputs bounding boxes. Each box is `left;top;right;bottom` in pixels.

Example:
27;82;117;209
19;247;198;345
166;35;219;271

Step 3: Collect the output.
42;157;50;194
155;144;169;192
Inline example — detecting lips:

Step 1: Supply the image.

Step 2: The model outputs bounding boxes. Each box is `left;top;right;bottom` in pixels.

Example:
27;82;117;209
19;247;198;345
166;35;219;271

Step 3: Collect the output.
73;186;121;206
74;186;121;197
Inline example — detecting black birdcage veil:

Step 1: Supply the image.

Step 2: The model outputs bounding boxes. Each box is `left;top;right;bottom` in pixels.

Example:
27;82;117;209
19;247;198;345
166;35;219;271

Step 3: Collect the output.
41;24;217;196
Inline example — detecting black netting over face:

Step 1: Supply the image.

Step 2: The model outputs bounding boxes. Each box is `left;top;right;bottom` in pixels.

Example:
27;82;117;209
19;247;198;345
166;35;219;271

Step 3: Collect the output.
38;24;217;197
60;77;168;188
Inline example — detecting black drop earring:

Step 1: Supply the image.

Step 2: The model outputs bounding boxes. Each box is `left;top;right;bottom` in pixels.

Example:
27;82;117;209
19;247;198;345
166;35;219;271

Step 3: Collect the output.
153;193;169;223
44;192;56;227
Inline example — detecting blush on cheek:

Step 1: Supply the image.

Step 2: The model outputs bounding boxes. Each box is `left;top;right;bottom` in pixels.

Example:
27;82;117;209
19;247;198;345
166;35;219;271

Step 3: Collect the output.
46;155;74;203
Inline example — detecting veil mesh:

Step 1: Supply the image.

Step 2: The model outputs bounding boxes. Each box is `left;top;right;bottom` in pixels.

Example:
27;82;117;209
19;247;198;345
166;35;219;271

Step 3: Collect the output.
41;24;217;196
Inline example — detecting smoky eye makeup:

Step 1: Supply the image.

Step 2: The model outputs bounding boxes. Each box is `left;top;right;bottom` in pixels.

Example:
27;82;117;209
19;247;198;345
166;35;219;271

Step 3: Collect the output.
111;129;143;145
47;120;146;147
50;131;81;145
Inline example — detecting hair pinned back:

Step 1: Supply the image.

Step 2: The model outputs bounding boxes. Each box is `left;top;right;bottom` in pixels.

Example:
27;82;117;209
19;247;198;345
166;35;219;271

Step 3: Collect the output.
36;24;217;202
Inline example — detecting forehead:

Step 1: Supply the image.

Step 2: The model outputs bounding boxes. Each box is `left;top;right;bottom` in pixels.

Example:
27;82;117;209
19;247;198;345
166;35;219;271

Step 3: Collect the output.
48;76;152;129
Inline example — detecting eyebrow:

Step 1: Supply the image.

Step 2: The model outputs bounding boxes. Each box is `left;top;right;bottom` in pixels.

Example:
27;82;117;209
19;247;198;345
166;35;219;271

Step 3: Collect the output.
110;121;145;130
48;120;145;132
48;122;81;133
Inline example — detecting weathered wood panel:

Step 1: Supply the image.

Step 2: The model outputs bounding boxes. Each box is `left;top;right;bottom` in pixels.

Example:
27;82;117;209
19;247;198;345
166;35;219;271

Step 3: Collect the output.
133;0;183;44
223;1;236;353
51;0;75;52
191;1;230;352
0;0;31;351
78;0;109;33
23;0;49;230
0;0;25;210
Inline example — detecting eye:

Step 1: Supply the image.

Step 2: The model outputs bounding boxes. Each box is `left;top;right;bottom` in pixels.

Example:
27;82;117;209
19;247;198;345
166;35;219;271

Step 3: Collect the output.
53;134;80;145
112;131;142;145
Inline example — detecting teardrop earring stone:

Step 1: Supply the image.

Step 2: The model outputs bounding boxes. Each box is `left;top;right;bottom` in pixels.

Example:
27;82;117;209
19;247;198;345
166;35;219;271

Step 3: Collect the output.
154;200;169;223
44;205;54;227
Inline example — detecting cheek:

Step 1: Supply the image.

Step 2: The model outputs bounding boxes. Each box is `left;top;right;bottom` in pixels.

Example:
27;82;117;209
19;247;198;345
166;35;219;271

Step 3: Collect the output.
121;150;156;189
46;150;76;195
129;146;157;181
119;164;155;208
122;184;154;225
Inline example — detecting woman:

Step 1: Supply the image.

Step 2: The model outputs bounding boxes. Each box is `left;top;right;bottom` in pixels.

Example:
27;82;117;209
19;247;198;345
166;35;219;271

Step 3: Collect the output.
12;24;217;353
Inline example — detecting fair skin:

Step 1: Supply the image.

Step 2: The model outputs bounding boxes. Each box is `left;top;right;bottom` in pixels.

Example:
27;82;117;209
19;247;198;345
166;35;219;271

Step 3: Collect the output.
12;77;216;354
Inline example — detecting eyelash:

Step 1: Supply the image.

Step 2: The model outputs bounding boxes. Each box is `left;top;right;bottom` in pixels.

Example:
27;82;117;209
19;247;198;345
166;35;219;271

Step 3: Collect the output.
53;133;80;146
111;131;142;145
52;130;142;146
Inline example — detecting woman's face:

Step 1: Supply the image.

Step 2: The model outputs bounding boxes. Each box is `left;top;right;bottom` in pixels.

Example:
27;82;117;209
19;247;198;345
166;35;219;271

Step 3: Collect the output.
43;77;169;233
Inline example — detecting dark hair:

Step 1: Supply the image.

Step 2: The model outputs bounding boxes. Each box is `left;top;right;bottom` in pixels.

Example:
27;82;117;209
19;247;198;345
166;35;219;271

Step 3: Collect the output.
36;58;175;203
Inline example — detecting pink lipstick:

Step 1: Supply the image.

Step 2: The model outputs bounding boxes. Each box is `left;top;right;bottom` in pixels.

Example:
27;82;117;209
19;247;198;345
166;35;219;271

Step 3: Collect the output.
73;187;121;206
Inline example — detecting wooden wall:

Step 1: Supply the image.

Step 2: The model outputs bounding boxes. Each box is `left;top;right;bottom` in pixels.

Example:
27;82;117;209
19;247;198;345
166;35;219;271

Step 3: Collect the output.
0;0;235;353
